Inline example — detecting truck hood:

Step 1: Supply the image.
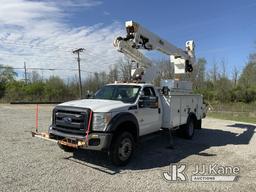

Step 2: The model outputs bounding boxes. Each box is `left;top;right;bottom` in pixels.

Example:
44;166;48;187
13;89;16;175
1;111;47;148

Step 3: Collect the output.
58;99;133;112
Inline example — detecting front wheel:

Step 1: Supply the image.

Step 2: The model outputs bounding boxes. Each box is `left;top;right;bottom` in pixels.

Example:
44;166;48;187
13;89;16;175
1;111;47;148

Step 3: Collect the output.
109;132;135;166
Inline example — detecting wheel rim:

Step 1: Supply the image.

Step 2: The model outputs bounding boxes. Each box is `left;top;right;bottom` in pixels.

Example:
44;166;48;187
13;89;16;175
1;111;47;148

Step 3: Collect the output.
118;137;132;161
188;120;194;136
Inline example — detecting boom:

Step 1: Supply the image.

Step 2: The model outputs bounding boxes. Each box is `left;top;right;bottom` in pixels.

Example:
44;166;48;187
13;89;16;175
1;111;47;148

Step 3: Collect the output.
114;20;195;82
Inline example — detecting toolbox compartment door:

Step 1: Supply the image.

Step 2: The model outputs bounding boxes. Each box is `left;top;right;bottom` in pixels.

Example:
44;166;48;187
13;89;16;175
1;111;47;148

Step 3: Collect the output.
169;96;181;127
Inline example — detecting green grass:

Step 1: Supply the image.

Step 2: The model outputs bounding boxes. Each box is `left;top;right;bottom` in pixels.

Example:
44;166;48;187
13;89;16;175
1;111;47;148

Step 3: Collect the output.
209;102;256;113
207;111;256;124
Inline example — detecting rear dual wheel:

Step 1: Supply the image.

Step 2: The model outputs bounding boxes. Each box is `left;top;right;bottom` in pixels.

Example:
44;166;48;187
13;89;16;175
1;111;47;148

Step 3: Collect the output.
182;116;195;139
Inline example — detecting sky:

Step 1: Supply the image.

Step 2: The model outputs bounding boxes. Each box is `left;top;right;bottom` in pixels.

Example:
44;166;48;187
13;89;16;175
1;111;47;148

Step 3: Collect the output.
0;0;255;80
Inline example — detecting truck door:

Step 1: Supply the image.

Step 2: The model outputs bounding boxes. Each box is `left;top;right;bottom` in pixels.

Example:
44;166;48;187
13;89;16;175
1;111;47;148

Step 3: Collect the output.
138;87;161;136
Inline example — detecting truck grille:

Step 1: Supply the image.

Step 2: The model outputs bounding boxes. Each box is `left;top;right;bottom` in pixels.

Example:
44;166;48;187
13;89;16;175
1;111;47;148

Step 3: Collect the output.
52;107;90;136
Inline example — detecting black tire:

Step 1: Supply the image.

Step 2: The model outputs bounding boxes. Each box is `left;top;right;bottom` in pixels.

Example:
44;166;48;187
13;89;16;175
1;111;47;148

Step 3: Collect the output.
109;132;135;166
182;116;195;139
195;119;202;129
58;144;76;152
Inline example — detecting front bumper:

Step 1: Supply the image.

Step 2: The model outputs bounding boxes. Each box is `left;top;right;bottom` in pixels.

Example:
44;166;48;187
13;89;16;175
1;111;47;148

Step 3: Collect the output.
36;126;113;151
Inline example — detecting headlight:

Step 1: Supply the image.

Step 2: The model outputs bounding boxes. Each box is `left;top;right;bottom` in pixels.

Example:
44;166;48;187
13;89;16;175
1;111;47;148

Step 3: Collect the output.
92;112;112;131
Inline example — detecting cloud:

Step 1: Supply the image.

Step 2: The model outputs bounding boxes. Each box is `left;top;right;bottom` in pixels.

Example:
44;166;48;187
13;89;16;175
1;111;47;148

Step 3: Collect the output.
58;0;102;7
0;0;124;80
103;11;110;16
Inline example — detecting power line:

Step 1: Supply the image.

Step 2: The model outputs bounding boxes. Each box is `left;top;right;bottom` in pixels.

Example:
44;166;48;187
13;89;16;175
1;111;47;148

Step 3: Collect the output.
0;51;77;61
0;63;120;75
0;66;94;74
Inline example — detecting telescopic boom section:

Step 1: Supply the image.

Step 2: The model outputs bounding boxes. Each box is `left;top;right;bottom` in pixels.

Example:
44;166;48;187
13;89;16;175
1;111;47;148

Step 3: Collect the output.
113;37;152;68
113;20;195;81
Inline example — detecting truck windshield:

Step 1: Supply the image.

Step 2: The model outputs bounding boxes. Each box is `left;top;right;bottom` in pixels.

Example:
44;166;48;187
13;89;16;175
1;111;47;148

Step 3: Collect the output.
94;85;141;103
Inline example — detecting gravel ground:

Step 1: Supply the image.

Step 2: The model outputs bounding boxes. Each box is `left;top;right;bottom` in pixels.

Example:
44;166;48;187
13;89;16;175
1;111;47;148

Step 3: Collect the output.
0;104;255;192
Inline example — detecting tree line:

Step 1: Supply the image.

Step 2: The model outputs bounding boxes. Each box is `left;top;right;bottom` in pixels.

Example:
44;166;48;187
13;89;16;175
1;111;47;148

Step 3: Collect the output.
0;54;256;103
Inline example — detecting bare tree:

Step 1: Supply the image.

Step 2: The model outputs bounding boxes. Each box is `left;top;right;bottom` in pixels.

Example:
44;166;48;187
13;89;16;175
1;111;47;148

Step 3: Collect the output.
193;58;206;89
28;71;42;83
0;64;17;83
209;60;218;83
232;66;239;87
220;58;226;78
108;64;119;83
119;58;132;81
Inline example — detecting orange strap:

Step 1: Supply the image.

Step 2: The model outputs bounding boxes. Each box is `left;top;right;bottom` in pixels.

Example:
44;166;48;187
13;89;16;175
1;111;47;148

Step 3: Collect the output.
36;104;39;132
85;110;93;143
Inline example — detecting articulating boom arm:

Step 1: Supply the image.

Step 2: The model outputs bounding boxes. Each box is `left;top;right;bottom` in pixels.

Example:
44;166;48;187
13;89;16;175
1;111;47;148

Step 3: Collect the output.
114;21;195;82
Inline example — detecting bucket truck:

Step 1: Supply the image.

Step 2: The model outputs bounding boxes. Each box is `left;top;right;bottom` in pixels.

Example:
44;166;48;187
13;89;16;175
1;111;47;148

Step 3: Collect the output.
32;21;206;166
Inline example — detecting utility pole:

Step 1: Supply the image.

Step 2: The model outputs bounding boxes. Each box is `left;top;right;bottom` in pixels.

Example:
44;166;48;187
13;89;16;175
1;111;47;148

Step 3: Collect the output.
24;62;27;84
73;48;85;99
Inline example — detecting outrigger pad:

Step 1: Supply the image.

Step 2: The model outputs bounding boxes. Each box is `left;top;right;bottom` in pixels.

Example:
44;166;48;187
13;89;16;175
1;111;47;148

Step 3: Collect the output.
31;131;58;143
31;131;50;138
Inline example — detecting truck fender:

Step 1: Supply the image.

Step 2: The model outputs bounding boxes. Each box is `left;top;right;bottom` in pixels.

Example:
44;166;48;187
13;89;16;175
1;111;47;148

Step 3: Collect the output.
105;112;139;142
187;112;197;122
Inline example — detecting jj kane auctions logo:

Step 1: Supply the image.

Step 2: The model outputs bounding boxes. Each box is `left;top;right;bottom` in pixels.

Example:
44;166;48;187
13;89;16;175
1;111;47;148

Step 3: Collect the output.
162;163;240;182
